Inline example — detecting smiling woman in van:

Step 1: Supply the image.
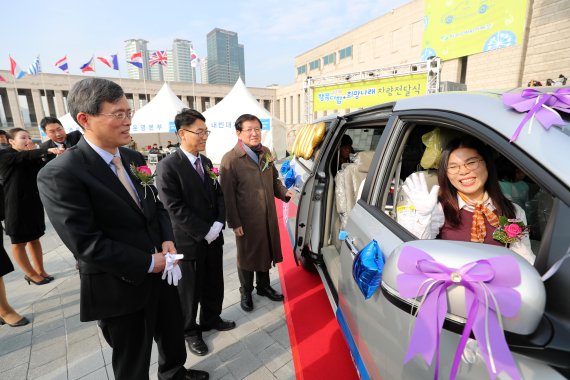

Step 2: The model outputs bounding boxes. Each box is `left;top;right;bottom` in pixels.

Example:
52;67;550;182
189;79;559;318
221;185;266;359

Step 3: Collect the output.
399;136;535;264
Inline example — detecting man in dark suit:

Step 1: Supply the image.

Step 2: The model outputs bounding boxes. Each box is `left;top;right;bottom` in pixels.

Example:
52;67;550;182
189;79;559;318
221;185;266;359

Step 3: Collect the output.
37;78;208;380
156;109;235;357
39;116;83;162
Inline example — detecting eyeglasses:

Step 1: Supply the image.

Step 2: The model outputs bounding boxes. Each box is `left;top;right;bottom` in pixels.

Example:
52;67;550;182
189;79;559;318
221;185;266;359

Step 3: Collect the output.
241;128;261;135
181;128;211;137
447;158;484;174
96;110;135;120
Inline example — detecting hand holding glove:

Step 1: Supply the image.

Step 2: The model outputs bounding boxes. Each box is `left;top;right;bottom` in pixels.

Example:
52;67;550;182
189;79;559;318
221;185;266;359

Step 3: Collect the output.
401;172;440;216
204;221;224;244
161;253;184;286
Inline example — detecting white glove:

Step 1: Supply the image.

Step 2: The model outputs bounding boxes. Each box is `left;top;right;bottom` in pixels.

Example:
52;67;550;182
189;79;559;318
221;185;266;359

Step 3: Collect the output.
401;172;440;216
162;253;183;286
204;221;224;244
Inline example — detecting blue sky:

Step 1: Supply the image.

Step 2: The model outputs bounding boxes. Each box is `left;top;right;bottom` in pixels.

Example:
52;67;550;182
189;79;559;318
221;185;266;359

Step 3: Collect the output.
1;0;412;87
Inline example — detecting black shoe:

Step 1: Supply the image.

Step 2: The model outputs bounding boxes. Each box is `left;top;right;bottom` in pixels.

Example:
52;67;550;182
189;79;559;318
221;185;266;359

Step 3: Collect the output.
186;368;209;380
0;315;30;327
201;318;236;332
24;275;51;285
186;336;208;356
257;286;284;301
42;275;55;282
240;292;253;312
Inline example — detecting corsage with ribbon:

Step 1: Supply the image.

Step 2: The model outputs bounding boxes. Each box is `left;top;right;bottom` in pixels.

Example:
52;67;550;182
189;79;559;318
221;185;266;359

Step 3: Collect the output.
130;164;157;201
502;88;570;142
397;246;522;380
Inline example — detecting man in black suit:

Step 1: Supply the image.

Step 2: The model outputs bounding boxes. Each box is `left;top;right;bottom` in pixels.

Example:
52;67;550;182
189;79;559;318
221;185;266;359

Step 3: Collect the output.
156;109;235;357
39;116;82;162
37;78;208;380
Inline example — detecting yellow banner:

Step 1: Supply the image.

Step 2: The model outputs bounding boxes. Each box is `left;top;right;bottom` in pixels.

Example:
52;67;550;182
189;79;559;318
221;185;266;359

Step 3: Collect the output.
313;74;427;112
422;0;528;61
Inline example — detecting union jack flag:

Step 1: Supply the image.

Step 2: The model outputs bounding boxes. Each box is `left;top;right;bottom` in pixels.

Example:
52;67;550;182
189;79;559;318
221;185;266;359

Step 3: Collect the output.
149;50;167;66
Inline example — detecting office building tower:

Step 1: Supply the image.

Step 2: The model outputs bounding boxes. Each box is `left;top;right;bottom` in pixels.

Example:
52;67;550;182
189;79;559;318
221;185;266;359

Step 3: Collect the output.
124;39;151;80
200;57;208;84
206;28;244;85
238;44;245;82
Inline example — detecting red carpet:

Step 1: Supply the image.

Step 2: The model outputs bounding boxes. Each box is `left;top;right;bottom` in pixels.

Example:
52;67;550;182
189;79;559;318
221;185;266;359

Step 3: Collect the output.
276;200;359;380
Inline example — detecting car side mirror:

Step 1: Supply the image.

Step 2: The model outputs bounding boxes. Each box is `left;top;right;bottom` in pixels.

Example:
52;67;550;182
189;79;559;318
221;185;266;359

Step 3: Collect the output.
382;240;545;335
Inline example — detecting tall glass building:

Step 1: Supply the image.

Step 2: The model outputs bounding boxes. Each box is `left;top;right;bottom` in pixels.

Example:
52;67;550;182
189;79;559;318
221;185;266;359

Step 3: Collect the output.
168;39;197;83
124;39;151;80
206;28;245;85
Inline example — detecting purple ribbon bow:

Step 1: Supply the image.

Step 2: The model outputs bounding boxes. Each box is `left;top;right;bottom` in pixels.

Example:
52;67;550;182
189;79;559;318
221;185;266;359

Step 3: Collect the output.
502;87;570;142
397;246;522;380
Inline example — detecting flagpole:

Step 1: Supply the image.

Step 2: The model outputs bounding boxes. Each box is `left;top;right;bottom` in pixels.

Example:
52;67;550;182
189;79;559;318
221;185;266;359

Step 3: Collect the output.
37;56;51;117
9;54;24;128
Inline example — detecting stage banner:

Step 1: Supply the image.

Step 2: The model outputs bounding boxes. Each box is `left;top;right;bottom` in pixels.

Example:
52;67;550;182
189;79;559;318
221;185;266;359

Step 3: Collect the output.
313;74;427;112
421;0;528;61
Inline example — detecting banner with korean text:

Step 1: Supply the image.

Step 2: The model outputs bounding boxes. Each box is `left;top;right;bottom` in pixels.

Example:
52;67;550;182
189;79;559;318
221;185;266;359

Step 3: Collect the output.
312;74;427;112
421;0;528;61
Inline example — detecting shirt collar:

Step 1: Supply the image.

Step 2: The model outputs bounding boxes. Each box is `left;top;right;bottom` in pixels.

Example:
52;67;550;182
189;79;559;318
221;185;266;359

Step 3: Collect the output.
457;192;495;211
180;146;200;165
83;136;119;164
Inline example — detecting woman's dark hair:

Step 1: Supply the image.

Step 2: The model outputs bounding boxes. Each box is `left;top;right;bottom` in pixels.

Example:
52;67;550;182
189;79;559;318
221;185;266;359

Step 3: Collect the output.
7;127;27;141
437;136;516;227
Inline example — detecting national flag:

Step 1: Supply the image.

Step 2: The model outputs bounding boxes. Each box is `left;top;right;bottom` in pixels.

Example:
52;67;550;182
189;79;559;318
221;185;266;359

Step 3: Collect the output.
80;56;96;73
28;56;42;75
0;74;7;82
9;56;26;79
127;52;143;68
97;54;119;70
190;48;200;68
55;55;69;73
149;50;167;66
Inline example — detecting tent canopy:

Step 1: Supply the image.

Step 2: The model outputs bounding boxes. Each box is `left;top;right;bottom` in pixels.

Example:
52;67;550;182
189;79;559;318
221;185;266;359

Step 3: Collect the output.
203;77;286;164
130;82;186;135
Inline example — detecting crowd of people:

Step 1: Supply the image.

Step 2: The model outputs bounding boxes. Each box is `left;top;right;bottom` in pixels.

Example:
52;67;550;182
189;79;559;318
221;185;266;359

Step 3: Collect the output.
0;78;292;380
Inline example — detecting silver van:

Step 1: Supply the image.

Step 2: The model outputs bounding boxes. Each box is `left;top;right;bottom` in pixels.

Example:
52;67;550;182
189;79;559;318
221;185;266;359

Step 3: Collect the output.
285;88;570;379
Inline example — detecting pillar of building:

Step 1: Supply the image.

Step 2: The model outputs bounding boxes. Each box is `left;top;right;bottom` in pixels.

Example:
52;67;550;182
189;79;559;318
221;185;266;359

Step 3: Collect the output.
208;97;215;111
195;96;203;112
6;88;24;128
46;91;57;116
31;89;45;124
54;90;66;116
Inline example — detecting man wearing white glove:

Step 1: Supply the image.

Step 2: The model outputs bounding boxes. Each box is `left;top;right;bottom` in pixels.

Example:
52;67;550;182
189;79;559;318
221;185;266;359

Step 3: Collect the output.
156;109;235;358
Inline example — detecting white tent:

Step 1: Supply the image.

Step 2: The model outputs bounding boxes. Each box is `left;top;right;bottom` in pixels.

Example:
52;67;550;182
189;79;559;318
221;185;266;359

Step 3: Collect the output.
203;78;287;164
130;82;185;135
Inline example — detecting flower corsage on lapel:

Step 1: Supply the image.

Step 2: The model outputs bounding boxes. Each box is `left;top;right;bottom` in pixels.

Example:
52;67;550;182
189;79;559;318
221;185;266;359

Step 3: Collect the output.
129;164;157;201
261;151;276;172
206;165;219;187
492;216;529;246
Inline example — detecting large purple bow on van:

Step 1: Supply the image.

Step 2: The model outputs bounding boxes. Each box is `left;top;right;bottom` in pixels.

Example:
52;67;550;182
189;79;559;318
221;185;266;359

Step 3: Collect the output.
397;246;522;380
502;88;570;142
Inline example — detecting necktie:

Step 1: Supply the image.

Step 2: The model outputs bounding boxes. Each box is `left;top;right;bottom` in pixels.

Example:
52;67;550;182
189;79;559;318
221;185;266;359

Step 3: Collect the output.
111;156;141;208
195;157;205;181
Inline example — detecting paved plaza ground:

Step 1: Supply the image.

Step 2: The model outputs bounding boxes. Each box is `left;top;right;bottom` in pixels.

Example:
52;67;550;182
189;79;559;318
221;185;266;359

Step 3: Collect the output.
0;220;295;380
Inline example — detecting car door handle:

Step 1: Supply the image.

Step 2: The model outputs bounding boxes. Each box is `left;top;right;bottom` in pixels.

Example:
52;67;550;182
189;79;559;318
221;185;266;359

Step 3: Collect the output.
343;235;360;258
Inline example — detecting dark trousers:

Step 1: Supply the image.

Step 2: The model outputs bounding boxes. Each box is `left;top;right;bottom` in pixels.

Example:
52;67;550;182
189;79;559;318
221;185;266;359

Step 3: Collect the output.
177;243;224;338
237;267;271;294
98;278;187;380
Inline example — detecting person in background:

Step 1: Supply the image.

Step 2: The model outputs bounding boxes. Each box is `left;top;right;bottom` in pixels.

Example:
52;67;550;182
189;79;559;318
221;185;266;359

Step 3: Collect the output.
127;136;138;151
399;136;534;264
0;128;62;286
220;114;294;312
156;109;234;358
166;140;176;149
0;130;9;149
332;134;354;176
149;143;160;154
39;116;82;163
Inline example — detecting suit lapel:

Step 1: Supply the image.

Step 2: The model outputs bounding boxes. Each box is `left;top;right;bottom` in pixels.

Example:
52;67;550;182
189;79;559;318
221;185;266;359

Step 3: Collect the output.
78;140;143;215
176;150;211;200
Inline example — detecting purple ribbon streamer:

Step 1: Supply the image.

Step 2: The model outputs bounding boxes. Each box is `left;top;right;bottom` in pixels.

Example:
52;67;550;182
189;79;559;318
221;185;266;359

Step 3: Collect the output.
397;246;522;380
502;88;570;142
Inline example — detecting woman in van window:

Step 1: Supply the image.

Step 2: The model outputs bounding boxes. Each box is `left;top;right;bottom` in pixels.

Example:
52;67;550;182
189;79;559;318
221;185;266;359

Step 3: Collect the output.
399;136;535;264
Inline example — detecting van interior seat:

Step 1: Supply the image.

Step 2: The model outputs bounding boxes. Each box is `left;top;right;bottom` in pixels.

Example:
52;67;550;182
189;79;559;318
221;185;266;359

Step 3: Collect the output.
335;151;375;228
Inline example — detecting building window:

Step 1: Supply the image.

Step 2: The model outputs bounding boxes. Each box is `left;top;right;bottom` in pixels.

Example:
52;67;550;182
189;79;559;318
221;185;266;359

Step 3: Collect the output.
309;59;321;71
339;46;353;60
297;65;307;75
323;53;336;66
